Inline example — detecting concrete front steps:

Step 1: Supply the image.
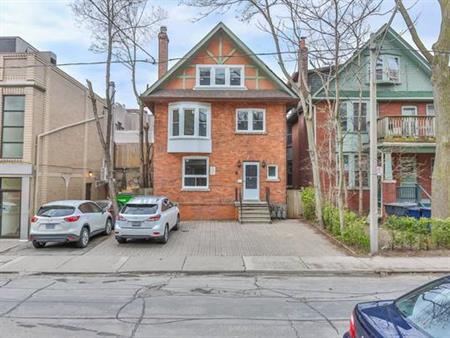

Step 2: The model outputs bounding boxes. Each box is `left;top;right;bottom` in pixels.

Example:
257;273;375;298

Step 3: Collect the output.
237;201;271;223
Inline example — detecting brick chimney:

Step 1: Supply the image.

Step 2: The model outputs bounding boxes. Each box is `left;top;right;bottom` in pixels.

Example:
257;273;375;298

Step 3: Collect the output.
158;26;169;79
298;37;308;96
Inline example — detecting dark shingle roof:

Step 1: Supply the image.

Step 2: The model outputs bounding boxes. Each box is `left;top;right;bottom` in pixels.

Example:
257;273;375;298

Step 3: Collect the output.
143;89;297;102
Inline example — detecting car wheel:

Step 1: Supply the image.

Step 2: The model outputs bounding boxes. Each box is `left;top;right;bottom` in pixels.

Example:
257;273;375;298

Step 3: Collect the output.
159;225;169;244
116;237;127;244
76;227;90;248
173;215;180;231
32;240;46;249
103;219;112;235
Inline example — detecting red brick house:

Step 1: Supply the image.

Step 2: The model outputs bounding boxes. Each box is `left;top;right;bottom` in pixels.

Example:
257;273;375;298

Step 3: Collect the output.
142;23;298;221
288;26;434;214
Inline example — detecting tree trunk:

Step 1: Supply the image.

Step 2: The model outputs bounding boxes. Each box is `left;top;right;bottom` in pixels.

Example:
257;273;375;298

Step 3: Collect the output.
305;113;324;226
431;64;450;218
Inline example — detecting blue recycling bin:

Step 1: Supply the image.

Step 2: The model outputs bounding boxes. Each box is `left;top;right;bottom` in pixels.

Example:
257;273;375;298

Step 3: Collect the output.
406;207;421;219
384;202;418;216
420;207;431;219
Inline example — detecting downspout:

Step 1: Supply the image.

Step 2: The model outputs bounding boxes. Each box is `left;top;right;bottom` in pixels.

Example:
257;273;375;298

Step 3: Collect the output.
33;115;105;213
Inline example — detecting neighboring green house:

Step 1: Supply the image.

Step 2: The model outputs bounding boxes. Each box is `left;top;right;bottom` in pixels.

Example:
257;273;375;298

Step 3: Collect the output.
288;25;434;213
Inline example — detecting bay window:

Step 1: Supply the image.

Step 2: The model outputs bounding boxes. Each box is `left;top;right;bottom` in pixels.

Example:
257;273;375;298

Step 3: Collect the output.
183;157;209;189
196;65;244;88
169;102;211;138
236;109;265;133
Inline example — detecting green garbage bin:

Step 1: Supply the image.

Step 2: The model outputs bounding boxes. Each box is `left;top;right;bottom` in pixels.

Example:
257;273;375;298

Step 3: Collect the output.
117;193;134;208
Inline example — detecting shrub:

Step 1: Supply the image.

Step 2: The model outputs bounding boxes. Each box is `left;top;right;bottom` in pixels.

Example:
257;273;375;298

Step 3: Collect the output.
341;218;370;252
431;218;450;248
300;187;316;221
383;216;450;250
321;203;369;252
322;203;340;236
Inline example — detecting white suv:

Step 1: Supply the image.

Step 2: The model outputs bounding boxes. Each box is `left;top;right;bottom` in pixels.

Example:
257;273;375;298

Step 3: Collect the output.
114;196;180;244
30;200;113;249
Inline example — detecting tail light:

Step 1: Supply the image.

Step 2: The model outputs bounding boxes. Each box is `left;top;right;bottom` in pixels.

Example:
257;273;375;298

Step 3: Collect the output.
64;215;81;223
31;216;38;223
349;312;356;338
116;214;126;221
148;214;161;221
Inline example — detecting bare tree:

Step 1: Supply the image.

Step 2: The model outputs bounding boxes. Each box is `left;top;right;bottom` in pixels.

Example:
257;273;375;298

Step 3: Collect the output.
115;1;166;189
395;0;450;218
184;0;380;229
72;0;132;214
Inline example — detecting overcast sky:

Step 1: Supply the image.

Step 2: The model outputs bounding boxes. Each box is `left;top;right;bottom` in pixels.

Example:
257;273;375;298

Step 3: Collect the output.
0;0;441;108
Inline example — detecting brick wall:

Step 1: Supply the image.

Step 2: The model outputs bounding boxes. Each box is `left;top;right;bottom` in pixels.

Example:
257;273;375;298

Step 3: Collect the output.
153;101;287;220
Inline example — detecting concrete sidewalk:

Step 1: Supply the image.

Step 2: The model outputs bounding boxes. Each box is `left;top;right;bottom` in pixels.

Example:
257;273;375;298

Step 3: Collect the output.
0;254;448;274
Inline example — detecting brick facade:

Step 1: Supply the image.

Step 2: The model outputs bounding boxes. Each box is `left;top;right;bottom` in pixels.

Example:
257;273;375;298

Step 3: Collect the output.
153;101;287;220
145;24;295;220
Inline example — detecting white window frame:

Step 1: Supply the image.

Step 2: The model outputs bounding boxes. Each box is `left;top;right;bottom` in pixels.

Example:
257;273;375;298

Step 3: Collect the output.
267;164;278;181
168;102;211;139
235;108;266;133
369;54;401;83
182;156;209;190
426;103;435;116
195;65;245;89
402;105;418;116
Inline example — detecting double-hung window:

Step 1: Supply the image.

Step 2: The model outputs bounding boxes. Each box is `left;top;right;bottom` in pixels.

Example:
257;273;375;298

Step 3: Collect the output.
2;96;25;159
183;157;208;189
236;109;265;133
169;103;210;138
196;65;244;88
353;102;367;132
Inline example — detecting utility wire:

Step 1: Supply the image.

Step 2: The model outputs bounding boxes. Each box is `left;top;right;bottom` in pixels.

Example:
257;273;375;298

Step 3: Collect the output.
0;45;444;71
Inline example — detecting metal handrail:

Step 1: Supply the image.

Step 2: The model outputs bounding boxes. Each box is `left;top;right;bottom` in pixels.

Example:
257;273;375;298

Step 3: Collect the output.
417;183;432;201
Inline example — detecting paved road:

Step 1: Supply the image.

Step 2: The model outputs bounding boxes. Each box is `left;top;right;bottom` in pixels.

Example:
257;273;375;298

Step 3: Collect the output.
0;273;440;337
3;220;346;257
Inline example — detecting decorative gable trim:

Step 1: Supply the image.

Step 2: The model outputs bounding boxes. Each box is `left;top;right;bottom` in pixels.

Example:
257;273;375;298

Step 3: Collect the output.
142;22;297;99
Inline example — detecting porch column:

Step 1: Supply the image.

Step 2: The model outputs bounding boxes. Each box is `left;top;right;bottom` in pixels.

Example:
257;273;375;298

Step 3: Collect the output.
384;152;393;181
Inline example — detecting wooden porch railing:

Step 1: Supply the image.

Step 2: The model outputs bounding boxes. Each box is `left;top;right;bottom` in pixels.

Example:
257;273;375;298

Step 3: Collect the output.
377;116;435;141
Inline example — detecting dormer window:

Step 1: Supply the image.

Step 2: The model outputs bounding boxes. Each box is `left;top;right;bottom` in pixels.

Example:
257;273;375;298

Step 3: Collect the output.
195;65;245;89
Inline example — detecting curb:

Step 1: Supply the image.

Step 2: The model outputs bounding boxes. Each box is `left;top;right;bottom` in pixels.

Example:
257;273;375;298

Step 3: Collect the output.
0;269;448;276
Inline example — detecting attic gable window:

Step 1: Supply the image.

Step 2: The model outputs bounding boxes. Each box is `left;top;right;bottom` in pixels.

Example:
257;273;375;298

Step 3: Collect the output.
195;65;245;89
371;55;401;83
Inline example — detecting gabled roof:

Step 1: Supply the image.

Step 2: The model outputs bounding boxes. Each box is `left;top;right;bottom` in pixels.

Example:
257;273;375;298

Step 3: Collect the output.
312;25;432;99
142;22;297;99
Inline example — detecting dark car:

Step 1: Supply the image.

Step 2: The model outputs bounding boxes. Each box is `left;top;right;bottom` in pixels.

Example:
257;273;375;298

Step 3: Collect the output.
344;275;450;338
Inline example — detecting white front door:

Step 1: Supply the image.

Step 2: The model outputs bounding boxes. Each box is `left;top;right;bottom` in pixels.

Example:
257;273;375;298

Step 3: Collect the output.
243;162;259;200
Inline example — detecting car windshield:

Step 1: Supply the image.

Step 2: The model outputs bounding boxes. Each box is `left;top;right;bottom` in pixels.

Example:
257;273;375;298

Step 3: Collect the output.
121;204;158;215
37;206;75;217
395;278;450;338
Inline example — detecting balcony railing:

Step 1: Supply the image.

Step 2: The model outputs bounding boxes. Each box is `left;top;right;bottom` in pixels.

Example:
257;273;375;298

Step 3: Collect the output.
377;116;435;142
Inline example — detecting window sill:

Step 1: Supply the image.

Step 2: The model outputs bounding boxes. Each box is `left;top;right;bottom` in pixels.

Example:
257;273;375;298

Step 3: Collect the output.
266;178;280;182
181;188;210;192
169;136;210;140
193;86;247;90
235;131;267;135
